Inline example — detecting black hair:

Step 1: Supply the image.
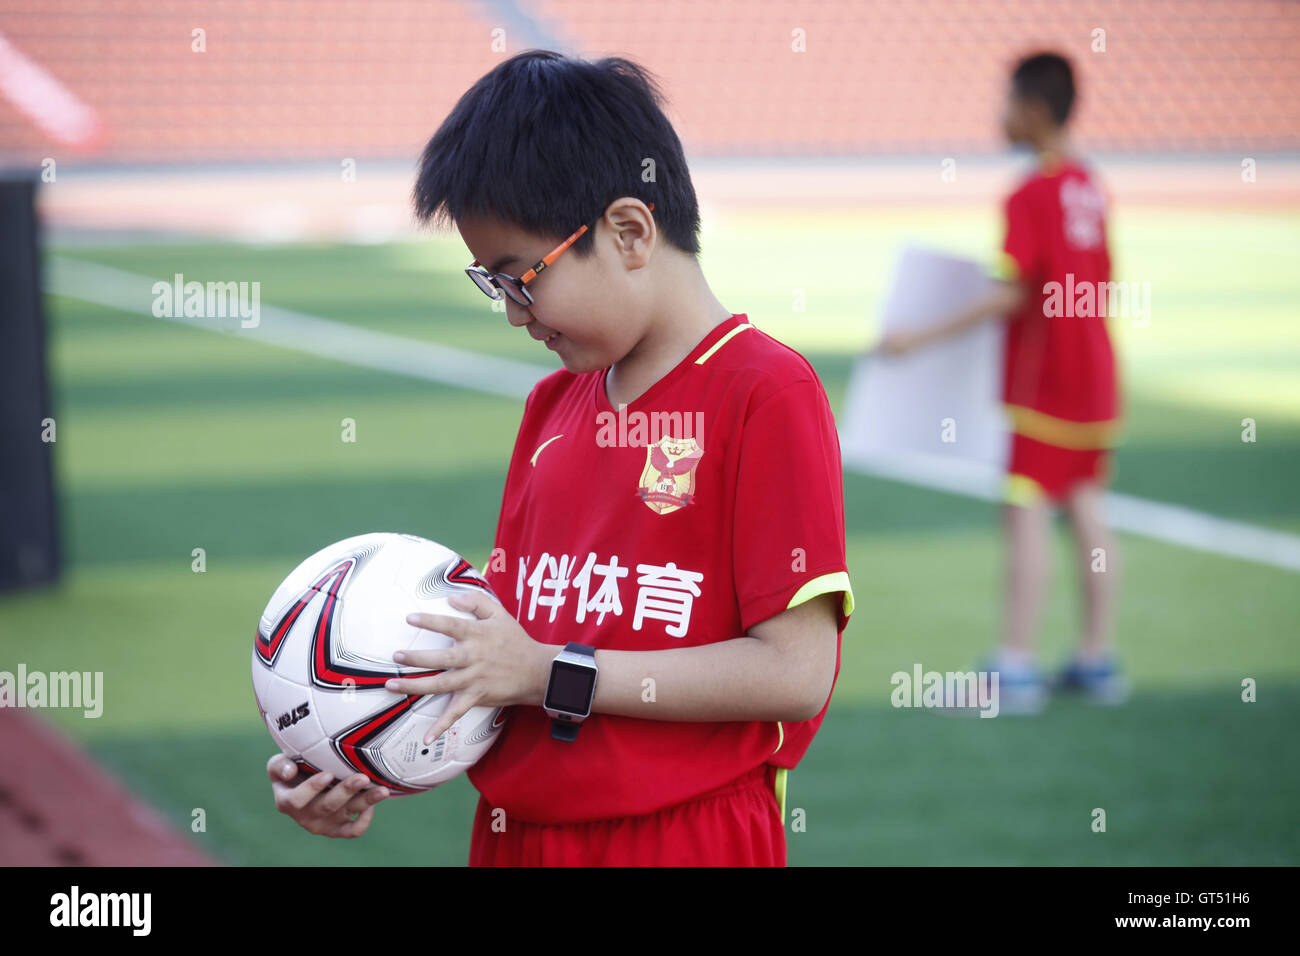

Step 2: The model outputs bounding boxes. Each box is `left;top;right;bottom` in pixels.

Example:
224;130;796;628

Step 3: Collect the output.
1011;52;1076;126
414;49;701;257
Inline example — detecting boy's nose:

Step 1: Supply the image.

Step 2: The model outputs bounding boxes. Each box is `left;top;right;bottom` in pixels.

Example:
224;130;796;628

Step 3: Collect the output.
504;299;533;327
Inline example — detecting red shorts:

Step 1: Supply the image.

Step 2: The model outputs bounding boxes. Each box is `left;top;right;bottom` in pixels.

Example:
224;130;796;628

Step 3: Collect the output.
1006;432;1110;505
468;764;786;866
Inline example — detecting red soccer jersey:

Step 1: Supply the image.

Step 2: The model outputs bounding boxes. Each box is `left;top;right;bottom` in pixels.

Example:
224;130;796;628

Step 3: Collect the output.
468;313;855;825
997;156;1120;449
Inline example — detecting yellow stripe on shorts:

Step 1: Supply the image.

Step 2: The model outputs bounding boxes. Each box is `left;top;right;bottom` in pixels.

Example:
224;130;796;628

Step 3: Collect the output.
1006;404;1121;450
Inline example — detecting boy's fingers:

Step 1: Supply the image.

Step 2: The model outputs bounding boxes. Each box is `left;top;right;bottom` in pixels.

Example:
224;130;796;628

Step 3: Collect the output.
393;647;459;669
313;774;370;815
423;713;452;746
266;753;297;782
387;668;469;697
423;695;475;746
286;772;335;811
332;804;375;839
386;675;442;696
405;612;470;640
449;592;496;620
343;786;390;816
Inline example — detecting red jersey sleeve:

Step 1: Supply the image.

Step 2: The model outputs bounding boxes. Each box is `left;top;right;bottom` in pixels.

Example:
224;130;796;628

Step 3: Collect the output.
731;377;854;635
998;187;1042;287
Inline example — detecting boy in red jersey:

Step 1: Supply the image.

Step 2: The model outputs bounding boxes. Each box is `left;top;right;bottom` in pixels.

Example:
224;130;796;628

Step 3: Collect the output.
267;50;853;864
880;52;1126;713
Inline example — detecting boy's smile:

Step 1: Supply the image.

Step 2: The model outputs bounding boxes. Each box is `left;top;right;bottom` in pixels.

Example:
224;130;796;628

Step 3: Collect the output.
455;208;649;376
458;215;582;350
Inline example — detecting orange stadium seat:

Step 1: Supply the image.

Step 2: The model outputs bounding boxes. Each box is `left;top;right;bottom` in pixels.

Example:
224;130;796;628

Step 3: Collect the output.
0;0;1296;163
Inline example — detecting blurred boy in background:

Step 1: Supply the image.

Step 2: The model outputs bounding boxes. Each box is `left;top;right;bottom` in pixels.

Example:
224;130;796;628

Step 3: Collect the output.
880;52;1127;713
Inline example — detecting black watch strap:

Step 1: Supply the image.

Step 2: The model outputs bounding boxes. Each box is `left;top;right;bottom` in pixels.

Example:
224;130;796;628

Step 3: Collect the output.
550;719;581;742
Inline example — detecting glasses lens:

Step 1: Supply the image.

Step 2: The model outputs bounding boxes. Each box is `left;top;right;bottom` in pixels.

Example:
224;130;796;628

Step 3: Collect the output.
500;278;533;307
467;269;503;300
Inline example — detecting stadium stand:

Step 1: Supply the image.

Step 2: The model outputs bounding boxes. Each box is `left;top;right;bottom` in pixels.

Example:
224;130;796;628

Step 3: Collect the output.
1;0;1297;165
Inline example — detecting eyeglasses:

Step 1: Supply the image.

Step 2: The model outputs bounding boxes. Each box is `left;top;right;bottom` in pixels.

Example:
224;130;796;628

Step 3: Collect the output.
466;202;654;307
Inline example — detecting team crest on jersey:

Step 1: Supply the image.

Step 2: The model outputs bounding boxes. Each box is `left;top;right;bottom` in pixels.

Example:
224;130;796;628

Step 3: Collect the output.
638;435;704;514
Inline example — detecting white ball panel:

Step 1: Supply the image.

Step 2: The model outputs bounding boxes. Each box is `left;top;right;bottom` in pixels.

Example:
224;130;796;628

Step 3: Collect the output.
251;532;505;794
300;737;359;783
260;669;327;756
310;684;431;741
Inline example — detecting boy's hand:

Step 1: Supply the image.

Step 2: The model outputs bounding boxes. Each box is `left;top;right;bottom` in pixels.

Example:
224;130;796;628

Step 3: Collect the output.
877;328;929;356
266;753;389;838
387;592;550;745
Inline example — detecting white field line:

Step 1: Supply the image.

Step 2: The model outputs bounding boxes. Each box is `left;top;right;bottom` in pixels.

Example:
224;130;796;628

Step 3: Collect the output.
45;256;543;399
48;256;1300;574
842;450;1300;573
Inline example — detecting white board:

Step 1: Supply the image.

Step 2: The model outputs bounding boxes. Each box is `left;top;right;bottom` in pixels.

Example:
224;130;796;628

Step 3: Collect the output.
840;244;1010;470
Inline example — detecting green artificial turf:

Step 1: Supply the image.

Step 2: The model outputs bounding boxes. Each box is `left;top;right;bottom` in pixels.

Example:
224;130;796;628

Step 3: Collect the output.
3;202;1297;864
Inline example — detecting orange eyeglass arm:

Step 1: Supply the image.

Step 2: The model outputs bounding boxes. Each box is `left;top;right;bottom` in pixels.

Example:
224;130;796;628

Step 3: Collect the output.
521;202;654;284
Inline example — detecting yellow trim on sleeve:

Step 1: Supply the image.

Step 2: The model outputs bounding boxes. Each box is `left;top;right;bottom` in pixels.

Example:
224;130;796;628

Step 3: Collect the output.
787;570;854;622
1006;404;1121;450
991;251;1021;283
1004;473;1045;508
694;323;752;365
767;573;850;825
774;767;788;827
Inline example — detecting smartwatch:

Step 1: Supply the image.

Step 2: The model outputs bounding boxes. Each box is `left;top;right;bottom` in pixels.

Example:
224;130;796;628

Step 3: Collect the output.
544;643;598;742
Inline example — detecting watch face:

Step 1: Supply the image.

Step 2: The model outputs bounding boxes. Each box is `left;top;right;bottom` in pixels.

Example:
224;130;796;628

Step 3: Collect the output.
545;661;596;716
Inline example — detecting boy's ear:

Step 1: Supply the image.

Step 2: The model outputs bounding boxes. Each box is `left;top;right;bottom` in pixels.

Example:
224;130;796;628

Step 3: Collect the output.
600;197;655;270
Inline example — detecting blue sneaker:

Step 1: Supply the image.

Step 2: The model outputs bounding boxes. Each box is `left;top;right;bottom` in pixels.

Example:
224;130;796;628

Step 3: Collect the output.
928;653;1045;717
977;652;1047;716
1054;655;1130;705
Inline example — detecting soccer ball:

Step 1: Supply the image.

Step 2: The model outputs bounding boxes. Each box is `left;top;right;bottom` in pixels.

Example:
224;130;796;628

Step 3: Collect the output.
251;532;507;794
